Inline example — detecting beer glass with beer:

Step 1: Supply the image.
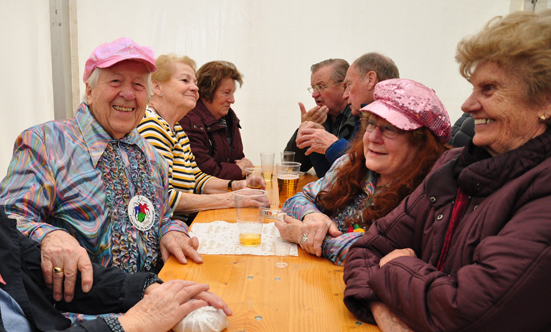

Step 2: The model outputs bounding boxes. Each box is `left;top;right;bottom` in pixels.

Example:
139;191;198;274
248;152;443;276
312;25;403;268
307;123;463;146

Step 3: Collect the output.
276;162;301;205
234;189;268;247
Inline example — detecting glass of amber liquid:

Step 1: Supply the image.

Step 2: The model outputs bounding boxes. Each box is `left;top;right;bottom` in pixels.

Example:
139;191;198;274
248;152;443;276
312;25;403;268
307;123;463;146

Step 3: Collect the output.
276;162;301;205
234;189;268;247
245;167;264;189
260;152;275;182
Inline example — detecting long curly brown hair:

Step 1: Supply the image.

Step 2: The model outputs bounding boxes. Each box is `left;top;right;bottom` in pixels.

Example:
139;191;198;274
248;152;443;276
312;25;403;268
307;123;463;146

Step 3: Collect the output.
315;127;448;229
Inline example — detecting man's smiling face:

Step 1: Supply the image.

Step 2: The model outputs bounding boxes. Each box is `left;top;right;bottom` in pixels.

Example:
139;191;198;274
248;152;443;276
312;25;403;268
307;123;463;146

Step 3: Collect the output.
86;60;150;139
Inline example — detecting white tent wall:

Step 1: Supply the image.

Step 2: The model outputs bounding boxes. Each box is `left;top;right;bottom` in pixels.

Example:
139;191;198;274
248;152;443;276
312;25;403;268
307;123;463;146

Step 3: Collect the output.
0;1;55;176
1;0;525;176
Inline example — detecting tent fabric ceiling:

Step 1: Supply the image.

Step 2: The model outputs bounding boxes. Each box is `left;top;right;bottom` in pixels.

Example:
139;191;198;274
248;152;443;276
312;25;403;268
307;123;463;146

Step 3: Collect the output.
0;0;522;176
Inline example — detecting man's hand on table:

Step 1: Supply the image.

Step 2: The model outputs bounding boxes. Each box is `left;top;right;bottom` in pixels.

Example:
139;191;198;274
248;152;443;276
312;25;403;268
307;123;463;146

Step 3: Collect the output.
296;122;338;156
300;102;328;125
119;280;232;332
160;231;203;264
41;230;94;302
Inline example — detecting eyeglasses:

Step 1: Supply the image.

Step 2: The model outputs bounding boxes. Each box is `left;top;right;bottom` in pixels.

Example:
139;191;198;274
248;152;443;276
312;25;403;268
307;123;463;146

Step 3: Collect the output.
307;80;343;94
363;116;404;139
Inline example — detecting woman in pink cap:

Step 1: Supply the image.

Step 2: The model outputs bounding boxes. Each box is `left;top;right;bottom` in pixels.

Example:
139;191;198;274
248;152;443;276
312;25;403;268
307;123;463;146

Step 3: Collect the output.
276;78;451;265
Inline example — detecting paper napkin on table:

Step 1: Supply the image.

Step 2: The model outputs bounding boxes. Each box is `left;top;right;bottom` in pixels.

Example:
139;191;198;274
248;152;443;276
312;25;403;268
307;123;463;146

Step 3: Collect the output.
189;220;299;256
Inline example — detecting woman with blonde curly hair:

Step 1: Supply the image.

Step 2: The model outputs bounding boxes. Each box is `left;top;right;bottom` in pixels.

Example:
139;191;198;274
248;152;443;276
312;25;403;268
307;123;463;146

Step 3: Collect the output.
276;78;451;265
344;10;551;331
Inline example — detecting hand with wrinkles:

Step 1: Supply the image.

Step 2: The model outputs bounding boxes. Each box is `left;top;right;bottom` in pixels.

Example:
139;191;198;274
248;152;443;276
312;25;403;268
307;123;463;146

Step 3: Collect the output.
299;102;328;125
370;301;414;332
296;122;338;156
275;213;342;257
379;248;416;267
160;231;203;264
370;247;417;331
41;230;94;303
119;280;232;332
236;158;254;177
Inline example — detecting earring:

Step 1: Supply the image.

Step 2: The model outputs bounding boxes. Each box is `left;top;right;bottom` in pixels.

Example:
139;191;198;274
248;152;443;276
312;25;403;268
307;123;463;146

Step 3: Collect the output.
159;93;163;97
540;114;546;122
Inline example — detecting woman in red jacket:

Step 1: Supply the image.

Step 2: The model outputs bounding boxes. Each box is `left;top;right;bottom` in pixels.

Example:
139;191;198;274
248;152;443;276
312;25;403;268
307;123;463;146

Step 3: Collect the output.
179;61;253;180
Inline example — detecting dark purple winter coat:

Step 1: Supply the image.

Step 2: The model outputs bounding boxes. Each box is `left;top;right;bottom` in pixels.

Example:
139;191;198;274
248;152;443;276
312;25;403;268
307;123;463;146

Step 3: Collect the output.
344;128;551;332
179;99;245;180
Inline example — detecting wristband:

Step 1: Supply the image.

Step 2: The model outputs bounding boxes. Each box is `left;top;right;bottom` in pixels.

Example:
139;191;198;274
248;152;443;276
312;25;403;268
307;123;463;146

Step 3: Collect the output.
228;179;234;191
142;273;163;298
100;316;124;332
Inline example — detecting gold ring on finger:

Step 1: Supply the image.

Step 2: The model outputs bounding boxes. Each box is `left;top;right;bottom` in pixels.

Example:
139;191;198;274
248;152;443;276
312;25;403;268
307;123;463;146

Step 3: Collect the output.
53;267;63;274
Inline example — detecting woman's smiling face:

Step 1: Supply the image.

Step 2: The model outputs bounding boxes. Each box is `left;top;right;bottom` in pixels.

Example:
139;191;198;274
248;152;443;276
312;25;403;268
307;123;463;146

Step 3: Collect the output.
363;114;420;186
158;62;199;116
461;61;547;156
203;78;237;120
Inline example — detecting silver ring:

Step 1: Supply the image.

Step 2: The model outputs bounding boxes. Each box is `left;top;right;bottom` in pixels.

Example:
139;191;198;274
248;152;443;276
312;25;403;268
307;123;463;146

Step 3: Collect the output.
301;233;308;244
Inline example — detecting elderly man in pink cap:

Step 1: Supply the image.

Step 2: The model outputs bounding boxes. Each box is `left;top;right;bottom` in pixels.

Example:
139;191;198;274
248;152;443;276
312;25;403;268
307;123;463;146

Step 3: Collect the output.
0;38;202;305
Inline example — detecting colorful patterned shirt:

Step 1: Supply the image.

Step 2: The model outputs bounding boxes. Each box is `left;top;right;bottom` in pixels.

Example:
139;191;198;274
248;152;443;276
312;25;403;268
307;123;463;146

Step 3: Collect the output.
0;103;188;273
283;155;378;265
137;108;213;222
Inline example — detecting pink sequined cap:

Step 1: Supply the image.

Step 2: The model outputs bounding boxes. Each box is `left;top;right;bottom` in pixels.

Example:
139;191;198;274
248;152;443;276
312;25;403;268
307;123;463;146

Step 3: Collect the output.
361;79;452;143
83;37;157;82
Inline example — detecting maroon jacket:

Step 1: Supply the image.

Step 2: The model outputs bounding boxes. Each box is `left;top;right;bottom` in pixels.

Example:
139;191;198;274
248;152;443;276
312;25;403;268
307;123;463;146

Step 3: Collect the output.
179;99;245;180
344;129;551;332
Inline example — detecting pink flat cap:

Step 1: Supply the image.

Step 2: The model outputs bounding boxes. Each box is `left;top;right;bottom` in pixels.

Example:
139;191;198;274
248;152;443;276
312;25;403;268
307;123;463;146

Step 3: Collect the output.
360;78;451;143
83;37;157;82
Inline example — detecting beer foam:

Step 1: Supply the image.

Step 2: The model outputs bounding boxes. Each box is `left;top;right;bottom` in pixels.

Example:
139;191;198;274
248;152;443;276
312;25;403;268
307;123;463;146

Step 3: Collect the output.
277;174;299;180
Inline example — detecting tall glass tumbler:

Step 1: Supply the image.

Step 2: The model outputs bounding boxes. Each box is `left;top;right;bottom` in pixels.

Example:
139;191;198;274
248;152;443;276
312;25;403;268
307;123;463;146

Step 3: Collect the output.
234;189;268;247
260;152;275;183
276;162;301;205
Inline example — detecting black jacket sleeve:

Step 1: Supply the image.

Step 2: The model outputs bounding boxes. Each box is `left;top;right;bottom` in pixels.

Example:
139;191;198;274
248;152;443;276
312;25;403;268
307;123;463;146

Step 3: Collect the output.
18;230;152;316
0;211;153;332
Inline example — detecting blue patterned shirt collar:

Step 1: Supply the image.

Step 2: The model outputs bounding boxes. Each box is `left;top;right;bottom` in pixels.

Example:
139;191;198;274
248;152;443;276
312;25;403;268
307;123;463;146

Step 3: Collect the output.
76;103;147;167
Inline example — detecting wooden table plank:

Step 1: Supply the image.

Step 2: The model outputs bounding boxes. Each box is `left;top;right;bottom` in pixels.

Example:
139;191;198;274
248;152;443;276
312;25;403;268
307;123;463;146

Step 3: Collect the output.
160;173;380;332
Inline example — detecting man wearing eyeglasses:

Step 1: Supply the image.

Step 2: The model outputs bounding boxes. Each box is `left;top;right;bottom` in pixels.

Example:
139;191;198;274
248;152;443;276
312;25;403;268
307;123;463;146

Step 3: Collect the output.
284;59;354;178
288;54;400;178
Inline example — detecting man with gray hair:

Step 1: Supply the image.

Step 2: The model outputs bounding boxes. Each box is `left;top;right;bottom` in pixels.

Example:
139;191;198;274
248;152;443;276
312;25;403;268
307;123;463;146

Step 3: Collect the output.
0;37;202;310
343;52;399;116
293;53;399;178
285;59;354;178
